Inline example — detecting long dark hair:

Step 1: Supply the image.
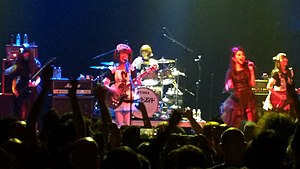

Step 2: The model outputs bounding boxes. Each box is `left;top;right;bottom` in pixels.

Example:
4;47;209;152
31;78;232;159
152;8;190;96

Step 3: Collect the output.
16;49;39;76
226;46;250;81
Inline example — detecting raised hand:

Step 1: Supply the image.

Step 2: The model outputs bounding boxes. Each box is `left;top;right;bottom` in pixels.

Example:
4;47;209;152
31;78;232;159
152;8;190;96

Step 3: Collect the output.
67;79;78;98
168;109;182;128
136;102;147;112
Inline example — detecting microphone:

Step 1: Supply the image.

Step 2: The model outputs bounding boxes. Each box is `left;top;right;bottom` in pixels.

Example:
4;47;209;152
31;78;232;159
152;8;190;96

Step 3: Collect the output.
246;60;256;68
194;55;202;62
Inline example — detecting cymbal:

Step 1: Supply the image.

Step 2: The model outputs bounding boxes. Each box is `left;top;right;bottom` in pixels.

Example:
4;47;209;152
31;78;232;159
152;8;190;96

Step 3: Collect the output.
89;66;109;70
100;61;117;66
172;70;186;76
157;57;176;64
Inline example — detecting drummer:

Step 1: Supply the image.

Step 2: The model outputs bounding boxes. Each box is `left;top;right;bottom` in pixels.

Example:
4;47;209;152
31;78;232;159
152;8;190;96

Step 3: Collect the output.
132;44;159;86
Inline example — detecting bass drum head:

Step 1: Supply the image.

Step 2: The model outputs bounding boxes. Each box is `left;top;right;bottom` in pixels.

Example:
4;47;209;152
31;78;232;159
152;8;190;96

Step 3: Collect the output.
133;87;159;119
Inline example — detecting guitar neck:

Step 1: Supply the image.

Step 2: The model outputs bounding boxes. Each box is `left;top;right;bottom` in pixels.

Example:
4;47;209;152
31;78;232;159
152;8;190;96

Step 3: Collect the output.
138;65;157;79
31;57;56;80
120;64;158;91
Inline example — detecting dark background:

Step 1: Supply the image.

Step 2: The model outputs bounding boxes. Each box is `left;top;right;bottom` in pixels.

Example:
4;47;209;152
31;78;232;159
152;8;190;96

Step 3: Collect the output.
1;0;300;120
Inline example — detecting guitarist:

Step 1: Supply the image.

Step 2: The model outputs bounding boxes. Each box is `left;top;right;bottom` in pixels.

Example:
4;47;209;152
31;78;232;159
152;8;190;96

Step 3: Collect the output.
102;44;140;127
263;53;298;117
4;45;41;120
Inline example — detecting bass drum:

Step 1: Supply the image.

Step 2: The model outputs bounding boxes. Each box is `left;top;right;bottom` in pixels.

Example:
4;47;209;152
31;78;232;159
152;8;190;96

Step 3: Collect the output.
133;87;159;119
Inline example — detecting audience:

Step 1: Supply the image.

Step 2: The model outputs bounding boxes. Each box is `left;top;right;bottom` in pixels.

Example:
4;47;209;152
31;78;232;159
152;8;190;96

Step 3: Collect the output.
0;66;299;169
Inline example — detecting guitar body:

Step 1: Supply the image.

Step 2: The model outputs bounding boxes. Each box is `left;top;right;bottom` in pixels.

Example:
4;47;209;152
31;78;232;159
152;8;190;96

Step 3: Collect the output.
106;83;135;109
106;64;158;109
270;91;288;110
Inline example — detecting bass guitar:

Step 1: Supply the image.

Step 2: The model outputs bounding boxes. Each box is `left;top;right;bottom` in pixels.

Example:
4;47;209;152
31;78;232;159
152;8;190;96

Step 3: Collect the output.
270;90;288;110
107;64;158;109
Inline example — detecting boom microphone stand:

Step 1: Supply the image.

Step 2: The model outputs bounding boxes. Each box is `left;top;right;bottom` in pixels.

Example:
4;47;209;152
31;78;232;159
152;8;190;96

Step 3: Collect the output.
161;27;193;53
161;26;194;109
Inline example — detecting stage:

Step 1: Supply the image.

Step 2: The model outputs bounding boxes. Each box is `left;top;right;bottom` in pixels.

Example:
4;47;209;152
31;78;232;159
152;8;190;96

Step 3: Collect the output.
0;94;206;129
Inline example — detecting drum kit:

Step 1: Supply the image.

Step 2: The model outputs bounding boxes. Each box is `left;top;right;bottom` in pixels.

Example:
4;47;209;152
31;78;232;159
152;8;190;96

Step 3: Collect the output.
89;57;186;120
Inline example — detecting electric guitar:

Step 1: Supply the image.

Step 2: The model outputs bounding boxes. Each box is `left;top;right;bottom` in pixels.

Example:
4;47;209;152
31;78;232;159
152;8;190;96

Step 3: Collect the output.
17;57;56;96
107;64;158;109
270;90;288;110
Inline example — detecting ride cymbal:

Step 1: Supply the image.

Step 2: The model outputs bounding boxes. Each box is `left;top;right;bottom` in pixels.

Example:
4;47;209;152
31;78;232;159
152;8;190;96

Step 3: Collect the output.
157;57;176;64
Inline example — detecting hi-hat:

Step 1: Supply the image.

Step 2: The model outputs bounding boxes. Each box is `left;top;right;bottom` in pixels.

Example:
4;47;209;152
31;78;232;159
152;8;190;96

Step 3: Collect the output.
89;66;110;70
157;57;175;64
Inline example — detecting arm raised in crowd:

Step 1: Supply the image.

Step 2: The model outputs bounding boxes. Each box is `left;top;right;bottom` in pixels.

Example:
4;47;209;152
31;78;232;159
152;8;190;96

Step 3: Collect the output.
144;109;182;168
184;108;203;134
94;84;112;124
136;102;152;128
67;79;86;139
26;65;52;145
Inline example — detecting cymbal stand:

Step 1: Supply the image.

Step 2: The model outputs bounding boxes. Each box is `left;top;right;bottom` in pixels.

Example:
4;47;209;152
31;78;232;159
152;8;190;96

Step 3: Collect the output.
195;55;202;109
175;62;180;107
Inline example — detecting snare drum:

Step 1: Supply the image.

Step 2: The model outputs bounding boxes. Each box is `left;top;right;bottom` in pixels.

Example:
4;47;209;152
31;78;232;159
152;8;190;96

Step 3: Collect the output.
133;87;159;119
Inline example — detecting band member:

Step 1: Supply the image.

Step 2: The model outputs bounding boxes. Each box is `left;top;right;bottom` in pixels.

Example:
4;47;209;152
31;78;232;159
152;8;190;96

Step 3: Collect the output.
263;53;299;118
221;46;257;128
4;46;41;120
102;44;138;127
132;44;159;86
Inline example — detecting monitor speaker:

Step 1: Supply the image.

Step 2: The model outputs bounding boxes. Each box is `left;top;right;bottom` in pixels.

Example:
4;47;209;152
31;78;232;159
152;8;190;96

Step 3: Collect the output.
52;95;94;118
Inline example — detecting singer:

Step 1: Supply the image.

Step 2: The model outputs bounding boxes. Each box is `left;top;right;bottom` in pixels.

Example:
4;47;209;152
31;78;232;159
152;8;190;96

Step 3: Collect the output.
102;43;139;127
220;46;257;128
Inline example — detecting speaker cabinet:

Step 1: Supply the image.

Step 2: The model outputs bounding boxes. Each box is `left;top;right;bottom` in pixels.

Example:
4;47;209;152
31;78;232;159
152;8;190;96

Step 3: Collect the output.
0;95;14;117
52;95;94;118
255;94;268;118
1;59;14;95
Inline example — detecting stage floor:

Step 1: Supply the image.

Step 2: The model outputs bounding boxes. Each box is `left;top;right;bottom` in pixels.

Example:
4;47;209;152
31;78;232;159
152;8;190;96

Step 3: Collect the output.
131;119;206;128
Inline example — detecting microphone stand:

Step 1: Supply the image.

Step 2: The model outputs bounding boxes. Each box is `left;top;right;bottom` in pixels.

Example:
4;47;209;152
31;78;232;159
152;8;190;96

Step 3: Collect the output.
161;27;193;106
125;60;134;125
92;40;129;60
161;27;193;53
92;49;116;60
195;55;202;109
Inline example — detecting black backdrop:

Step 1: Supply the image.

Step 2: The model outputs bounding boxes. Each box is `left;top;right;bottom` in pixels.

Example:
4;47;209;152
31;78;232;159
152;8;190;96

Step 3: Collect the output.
1;0;300;120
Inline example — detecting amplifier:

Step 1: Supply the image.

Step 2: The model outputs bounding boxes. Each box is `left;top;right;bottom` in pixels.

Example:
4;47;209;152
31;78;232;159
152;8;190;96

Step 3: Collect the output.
52;78;93;95
252;79;268;95
5;45;38;60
